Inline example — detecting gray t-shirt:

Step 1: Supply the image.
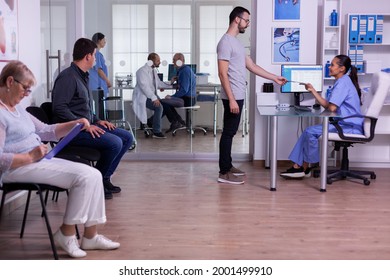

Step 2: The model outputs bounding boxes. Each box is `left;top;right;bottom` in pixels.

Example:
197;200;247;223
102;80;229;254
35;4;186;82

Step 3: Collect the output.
217;33;247;100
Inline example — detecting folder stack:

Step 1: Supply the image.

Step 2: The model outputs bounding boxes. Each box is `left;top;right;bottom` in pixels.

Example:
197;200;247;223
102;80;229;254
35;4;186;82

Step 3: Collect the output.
348;45;364;73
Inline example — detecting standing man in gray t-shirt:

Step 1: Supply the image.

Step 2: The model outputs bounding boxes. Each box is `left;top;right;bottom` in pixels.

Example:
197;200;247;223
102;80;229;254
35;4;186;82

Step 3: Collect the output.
217;6;287;185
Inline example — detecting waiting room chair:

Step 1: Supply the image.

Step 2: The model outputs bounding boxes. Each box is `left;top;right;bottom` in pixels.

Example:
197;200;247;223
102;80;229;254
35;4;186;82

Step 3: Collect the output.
0;182;65;259
27;104;100;203
38;102;101;166
316;72;390;185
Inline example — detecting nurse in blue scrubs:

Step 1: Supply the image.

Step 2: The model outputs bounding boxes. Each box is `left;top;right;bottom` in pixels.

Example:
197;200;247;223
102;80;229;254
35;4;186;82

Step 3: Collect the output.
280;55;363;178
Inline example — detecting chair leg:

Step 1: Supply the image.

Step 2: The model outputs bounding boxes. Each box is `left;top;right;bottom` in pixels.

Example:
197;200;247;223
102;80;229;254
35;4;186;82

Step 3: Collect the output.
36;185;59;260
0;191;7;219
20;190;32;238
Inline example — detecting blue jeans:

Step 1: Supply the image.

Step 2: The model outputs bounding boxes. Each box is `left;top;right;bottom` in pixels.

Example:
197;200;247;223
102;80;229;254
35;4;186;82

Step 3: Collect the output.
146;98;163;133
219;99;244;174
70;124;134;180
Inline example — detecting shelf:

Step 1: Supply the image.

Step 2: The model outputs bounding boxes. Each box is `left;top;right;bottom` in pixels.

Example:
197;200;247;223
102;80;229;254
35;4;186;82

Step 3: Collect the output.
321;0;342;89
325;25;340;29
351;43;390;46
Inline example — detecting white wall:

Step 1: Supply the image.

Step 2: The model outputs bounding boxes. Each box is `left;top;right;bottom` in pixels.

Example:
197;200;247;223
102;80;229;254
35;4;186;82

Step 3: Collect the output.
0;0;40;108
253;0;319;161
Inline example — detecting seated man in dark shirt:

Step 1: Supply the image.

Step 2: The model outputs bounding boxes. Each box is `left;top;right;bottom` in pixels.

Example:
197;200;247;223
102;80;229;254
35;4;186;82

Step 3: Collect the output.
52;38;134;200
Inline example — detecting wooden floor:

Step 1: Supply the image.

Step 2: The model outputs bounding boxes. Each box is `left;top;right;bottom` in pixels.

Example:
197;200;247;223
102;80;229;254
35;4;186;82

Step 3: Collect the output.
1;160;390;260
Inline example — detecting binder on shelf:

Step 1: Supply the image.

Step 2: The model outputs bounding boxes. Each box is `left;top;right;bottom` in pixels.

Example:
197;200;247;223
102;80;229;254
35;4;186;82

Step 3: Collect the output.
348;45;364;73
349;15;359;43
358;15;367;43
366;15;376;43
375;15;383;44
356;45;364;73
348;45;357;66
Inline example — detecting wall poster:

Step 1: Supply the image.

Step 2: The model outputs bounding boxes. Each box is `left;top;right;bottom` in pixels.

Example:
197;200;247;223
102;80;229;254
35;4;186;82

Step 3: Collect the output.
272;27;300;64
273;0;301;21
0;0;18;61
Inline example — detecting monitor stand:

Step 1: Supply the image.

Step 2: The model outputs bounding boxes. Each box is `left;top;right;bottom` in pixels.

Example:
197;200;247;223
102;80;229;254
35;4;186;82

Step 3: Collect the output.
293;92;301;106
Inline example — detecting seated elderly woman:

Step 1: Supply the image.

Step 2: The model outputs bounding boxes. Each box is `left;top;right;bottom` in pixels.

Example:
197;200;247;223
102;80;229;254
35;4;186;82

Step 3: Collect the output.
0;60;119;258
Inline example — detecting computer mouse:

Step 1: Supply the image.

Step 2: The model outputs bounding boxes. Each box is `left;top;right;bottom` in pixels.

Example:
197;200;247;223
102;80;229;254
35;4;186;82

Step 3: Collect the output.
313;104;321;110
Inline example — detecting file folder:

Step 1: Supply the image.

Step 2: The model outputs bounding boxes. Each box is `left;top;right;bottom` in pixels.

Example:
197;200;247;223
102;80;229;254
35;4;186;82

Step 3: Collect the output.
348;45;357;65
358;15;367;43
375;15;383;44
356;45;364;73
349;15;359;43
366;15;376;43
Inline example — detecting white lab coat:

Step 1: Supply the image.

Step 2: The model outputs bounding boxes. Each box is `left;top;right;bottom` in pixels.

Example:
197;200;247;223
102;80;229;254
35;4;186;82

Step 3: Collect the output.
132;63;171;123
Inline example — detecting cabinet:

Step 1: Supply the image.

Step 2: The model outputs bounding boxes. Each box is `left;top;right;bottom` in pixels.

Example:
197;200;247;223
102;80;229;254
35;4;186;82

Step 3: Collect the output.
346;13;390;76
346;13;390;135
321;0;342;94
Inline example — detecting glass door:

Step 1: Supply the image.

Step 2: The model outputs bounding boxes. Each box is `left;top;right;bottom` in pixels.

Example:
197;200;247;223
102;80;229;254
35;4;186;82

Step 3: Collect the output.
40;0;78;104
41;0;251;159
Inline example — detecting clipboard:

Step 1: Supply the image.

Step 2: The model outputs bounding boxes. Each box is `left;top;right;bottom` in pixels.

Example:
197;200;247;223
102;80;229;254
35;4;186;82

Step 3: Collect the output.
43;123;83;160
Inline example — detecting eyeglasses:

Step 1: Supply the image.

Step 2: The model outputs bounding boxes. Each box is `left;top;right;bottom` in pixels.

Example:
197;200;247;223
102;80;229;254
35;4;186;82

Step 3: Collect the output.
238;16;250;24
14;78;32;94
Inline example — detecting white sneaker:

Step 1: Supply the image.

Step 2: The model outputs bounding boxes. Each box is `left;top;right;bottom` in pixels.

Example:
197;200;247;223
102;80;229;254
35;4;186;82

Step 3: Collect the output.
81;234;120;250
54;229;87;258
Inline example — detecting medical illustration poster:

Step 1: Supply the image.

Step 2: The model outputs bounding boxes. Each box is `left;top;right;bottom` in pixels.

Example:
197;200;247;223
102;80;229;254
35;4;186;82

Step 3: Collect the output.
272;27;300;64
273;0;300;21
0;0;18;61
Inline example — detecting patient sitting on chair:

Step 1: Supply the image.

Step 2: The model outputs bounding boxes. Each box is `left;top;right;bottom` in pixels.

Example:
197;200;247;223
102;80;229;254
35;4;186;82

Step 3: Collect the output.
0;60;119;258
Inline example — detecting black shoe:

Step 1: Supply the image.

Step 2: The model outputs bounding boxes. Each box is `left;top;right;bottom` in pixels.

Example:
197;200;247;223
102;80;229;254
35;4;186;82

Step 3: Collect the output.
280;166;305;179
104;188;113;200
166;121;181;133
103;180;122;193
178;118;186;126
152;132;167;139
165;126;174;133
304;167;313;178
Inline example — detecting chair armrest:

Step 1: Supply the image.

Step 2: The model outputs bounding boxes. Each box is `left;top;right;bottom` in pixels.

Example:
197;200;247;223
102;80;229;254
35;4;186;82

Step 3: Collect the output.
330;114;378;142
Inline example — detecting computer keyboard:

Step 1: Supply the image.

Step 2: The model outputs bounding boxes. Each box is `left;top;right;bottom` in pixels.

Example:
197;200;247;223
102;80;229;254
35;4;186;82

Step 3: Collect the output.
294;105;312;112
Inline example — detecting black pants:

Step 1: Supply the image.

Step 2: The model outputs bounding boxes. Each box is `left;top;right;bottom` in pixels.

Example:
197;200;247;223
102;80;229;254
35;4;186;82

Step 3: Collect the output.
219;99;244;174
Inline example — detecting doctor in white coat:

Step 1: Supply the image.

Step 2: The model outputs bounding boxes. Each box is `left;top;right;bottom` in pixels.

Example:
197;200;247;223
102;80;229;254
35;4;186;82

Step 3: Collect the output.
132;53;171;138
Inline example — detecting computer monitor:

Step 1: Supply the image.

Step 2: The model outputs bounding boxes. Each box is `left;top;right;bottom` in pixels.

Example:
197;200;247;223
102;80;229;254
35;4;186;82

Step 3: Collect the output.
168;64;197;81
281;64;323;106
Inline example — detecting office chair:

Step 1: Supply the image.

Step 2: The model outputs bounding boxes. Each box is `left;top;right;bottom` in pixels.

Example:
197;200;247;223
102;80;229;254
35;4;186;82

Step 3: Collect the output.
172;105;207;136
316;72;390;185
0;182;65;259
